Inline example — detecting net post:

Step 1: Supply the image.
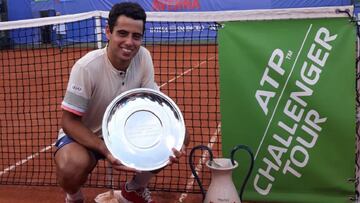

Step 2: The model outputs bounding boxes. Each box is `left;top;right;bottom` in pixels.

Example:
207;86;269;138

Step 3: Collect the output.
95;15;102;49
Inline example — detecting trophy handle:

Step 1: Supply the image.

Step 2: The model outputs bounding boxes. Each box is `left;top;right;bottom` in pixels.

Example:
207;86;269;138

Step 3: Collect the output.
230;144;254;201
189;145;214;200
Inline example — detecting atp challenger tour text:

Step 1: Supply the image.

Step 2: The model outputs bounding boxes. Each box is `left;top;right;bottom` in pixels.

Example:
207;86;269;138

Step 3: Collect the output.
254;26;336;195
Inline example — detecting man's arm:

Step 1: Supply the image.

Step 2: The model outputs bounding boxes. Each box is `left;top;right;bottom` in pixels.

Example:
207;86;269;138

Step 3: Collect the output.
184;129;190;147
169;129;190;164
61;110;137;172
61;110;106;154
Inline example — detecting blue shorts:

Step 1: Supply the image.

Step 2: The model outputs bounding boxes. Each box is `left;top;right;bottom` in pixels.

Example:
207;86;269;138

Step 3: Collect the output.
54;135;105;160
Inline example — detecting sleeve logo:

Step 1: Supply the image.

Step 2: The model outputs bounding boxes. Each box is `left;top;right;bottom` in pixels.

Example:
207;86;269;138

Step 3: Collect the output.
70;84;83;93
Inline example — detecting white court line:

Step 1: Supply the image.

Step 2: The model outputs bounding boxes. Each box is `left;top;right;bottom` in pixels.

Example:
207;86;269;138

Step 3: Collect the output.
0;143;55;176
254;24;313;160
160;55;216;88
0;54;216;178
178;123;221;203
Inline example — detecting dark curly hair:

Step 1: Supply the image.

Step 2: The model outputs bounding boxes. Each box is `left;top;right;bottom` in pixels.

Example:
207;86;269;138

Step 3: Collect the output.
108;2;146;33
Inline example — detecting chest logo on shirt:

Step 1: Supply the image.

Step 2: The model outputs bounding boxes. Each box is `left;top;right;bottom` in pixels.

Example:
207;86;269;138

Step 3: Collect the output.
70;84;83;93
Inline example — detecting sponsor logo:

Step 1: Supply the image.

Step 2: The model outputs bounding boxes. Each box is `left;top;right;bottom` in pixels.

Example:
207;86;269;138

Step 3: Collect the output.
152;0;200;11
71;84;82;92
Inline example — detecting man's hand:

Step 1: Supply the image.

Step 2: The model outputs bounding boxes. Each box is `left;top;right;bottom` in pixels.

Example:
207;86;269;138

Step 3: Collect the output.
168;147;185;164
106;153;139;172
168;129;190;165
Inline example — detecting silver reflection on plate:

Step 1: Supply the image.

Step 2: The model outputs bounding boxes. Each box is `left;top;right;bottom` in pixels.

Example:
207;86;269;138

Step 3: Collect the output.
102;88;185;171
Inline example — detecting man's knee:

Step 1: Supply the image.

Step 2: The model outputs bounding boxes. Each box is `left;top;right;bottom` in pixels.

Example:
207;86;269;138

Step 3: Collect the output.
55;144;96;179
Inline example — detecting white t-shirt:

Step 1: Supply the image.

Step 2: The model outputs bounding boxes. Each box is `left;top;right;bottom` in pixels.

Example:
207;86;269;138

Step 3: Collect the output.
58;46;159;139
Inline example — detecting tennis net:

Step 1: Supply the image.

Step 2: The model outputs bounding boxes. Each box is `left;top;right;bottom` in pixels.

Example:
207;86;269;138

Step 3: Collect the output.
0;11;221;192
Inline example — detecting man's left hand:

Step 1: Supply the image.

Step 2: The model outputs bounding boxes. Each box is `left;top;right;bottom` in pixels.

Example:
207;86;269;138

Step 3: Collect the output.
168;129;190;165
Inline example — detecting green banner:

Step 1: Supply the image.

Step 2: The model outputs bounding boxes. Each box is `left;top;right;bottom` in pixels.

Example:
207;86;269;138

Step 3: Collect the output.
219;18;355;203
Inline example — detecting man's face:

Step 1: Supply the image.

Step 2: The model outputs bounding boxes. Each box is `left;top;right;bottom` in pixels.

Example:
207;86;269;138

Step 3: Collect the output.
106;15;143;67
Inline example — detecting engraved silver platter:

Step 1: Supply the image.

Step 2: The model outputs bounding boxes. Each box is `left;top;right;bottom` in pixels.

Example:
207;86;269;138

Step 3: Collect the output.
102;88;185;171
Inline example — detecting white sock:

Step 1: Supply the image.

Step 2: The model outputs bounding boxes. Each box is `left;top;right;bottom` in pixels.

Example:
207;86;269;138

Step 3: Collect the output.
66;189;83;201
127;171;155;190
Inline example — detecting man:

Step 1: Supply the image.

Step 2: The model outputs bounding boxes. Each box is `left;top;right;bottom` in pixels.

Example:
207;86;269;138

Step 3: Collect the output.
54;2;189;203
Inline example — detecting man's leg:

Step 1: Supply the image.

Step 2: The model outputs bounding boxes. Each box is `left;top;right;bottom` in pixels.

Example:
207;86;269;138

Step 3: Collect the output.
121;169;162;203
54;137;98;202
127;170;160;190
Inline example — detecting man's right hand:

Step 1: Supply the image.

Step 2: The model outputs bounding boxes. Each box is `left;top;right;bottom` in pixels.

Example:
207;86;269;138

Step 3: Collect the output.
106;153;139;172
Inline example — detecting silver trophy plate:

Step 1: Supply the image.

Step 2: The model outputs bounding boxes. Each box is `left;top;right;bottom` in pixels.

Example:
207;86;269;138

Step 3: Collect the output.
102;88;185;171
